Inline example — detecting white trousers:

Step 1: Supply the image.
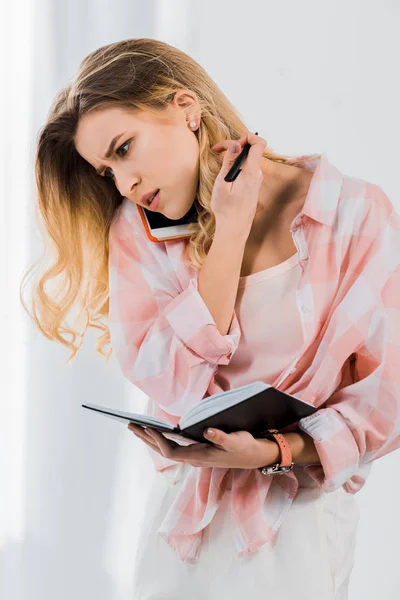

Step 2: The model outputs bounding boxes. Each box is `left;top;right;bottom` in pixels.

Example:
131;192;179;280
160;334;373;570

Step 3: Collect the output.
132;463;360;600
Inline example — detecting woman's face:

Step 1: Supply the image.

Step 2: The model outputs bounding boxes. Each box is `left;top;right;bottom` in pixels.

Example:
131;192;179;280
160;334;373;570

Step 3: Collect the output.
74;91;201;220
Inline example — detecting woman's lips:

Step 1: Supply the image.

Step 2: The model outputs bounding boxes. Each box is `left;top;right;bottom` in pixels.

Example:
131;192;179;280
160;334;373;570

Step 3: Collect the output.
139;188;159;205
148;189;160;210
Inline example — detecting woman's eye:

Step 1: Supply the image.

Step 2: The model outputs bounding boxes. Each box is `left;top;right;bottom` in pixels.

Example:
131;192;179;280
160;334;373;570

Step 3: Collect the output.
103;139;131;179
116;140;130;157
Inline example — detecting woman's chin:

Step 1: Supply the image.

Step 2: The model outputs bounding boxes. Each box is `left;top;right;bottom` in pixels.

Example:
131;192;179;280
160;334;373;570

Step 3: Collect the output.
162;203;192;221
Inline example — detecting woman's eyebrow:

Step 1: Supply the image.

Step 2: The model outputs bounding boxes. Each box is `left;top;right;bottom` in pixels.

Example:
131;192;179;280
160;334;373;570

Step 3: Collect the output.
95;132;126;175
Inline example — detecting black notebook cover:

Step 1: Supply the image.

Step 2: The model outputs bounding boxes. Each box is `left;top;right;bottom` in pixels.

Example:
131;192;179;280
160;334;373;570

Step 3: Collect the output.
177;387;316;443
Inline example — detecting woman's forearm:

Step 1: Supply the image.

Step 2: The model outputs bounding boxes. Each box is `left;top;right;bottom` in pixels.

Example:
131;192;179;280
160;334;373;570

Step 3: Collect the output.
258;431;321;466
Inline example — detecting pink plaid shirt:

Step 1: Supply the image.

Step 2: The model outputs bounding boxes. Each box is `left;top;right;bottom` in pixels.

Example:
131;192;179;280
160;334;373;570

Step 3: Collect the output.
108;153;400;564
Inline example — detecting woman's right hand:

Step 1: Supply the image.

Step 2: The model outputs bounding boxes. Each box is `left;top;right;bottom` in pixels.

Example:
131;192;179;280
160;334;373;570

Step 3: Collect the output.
209;131;267;232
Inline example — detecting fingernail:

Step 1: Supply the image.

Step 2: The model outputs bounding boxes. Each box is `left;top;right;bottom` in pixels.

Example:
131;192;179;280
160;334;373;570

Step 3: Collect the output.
205;429;215;437
230;142;240;153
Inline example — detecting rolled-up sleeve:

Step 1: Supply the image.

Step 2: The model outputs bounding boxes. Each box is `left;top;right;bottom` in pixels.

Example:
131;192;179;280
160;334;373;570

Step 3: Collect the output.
163;276;239;365
298;188;400;493
108;204;241;420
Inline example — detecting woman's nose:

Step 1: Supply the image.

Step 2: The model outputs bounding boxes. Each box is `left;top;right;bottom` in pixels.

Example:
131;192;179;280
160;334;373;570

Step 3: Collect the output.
116;170;138;198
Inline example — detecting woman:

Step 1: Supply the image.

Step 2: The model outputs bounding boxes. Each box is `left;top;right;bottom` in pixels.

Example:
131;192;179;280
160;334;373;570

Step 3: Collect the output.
21;38;400;599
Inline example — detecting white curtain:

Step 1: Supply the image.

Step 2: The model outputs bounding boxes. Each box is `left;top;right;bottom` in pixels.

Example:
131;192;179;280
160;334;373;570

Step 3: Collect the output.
2;1;400;598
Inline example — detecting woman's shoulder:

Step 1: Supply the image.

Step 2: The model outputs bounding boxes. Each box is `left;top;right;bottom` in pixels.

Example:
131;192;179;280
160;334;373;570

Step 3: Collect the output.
109;197;144;241
339;173;397;230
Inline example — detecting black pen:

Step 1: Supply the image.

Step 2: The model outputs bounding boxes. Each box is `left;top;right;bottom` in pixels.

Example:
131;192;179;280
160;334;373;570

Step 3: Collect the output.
224;132;258;182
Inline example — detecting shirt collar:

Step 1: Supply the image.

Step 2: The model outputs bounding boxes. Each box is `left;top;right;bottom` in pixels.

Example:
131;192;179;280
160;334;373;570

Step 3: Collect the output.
287;152;344;227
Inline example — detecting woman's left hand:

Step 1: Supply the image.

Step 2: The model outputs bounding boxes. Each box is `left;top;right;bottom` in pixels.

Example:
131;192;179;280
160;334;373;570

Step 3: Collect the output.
128;423;279;469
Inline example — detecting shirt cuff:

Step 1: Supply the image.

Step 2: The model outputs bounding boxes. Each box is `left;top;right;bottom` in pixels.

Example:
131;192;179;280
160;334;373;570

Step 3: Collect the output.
297;407;360;492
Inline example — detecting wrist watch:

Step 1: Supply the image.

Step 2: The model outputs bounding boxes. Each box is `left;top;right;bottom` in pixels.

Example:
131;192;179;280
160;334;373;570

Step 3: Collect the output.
258;428;294;475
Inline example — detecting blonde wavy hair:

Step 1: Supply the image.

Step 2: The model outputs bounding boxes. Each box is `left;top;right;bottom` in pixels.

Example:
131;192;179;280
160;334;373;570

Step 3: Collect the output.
20;37;319;366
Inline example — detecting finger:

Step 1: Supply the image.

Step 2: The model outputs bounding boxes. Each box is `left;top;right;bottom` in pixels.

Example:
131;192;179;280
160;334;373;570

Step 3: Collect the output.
210;131;262;152
203;428;235;451
243;134;268;173
210;132;249;152
133;434;161;452
128;423;152;439
147;429;179;446
129;424;161;448
146;429;183;456
212;132;267;181
217;138;250;183
128;423;141;432
147;428;213;461
220;141;243;169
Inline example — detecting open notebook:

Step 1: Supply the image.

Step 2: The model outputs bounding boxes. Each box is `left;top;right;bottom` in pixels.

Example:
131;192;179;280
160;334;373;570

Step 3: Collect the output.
82;381;317;446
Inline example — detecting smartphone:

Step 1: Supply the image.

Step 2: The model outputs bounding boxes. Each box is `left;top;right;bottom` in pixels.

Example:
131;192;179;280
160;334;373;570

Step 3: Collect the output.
137;134;256;243
136;200;199;242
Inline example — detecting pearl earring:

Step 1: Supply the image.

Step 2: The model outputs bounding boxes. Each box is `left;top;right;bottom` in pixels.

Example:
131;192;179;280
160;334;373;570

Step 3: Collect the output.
189;121;197;128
